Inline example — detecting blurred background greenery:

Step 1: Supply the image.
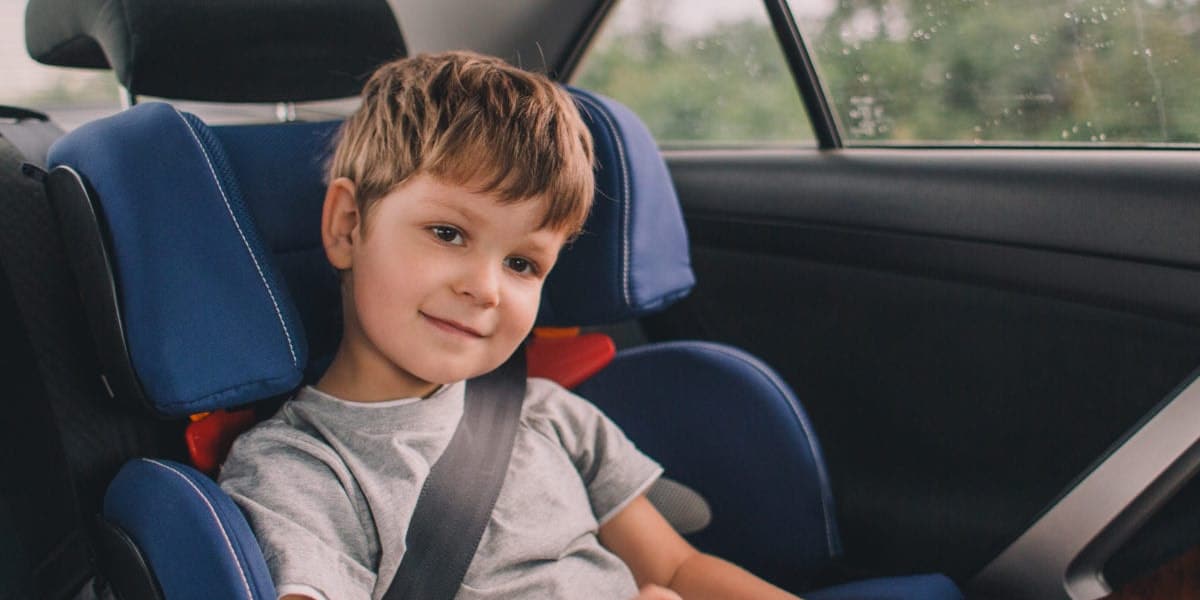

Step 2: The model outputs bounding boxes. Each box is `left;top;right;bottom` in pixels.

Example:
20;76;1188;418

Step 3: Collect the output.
574;0;1200;146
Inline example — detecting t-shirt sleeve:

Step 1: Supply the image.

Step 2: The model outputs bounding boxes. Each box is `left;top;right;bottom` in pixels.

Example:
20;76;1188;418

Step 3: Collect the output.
529;378;664;525
219;424;376;600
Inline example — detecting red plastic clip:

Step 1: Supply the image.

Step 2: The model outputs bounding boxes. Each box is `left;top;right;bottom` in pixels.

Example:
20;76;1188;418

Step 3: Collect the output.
527;329;616;389
185;408;258;476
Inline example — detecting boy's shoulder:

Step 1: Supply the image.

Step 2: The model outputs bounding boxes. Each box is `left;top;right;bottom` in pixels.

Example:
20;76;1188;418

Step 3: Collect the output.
524;376;598;414
220;392;343;476
522;376;620;439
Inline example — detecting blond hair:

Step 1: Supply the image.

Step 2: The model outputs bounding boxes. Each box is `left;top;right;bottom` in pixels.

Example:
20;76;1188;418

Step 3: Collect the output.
329;51;594;234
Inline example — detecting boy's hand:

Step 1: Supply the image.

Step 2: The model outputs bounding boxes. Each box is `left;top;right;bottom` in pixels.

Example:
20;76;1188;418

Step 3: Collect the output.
634;584;683;600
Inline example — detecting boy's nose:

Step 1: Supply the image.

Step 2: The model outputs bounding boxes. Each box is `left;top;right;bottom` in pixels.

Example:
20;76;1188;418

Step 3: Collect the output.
453;259;501;307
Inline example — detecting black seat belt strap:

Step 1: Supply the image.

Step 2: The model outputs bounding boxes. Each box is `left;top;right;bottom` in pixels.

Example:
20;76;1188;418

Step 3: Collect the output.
384;348;527;600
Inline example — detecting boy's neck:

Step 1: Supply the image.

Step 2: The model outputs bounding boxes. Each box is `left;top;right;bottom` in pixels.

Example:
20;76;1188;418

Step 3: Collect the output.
316;346;443;403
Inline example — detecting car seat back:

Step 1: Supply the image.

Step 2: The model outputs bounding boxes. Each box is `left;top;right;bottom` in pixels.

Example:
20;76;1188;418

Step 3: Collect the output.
42;80;702;596
0;105;176;600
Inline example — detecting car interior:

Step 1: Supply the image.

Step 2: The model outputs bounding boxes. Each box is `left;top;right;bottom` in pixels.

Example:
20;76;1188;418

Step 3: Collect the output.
3;1;1200;599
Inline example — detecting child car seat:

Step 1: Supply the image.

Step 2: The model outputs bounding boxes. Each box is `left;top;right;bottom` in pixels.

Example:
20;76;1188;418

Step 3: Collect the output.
45;96;958;600
31;0;962;597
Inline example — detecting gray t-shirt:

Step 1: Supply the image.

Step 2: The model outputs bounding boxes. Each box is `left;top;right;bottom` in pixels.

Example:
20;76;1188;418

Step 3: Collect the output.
219;377;662;600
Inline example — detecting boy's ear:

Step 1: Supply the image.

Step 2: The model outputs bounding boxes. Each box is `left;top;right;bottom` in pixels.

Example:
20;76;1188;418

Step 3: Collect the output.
322;177;360;270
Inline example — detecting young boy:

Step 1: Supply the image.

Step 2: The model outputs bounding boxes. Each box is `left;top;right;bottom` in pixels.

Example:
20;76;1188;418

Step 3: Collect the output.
219;50;801;600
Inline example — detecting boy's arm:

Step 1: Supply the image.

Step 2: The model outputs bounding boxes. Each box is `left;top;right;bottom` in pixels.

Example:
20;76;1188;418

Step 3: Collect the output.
599;495;803;600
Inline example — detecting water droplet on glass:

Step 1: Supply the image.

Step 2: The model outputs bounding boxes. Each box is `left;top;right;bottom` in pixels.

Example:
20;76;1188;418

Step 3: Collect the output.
1091;135;1098;141
1099;133;1107;141
1144;48;1152;56
1013;44;1022;51
1061;130;1070;139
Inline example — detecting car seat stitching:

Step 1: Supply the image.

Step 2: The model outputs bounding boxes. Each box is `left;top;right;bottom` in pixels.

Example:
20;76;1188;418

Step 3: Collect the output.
144;459;256;599
174;109;299;367
574;93;632;309
631;341;839;556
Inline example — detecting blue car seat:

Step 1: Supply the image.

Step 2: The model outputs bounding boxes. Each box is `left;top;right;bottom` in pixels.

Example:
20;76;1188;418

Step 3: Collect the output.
34;3;960;599
46;95;959;599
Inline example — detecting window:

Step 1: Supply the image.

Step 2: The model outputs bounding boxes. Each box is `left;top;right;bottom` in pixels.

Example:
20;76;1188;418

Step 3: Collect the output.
789;0;1200;146
1;0;120;129
573;0;815;147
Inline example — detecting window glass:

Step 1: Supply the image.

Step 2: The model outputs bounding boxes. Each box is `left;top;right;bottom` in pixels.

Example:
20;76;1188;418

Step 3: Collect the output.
574;0;815;147
789;0;1200;145
1;0;120;129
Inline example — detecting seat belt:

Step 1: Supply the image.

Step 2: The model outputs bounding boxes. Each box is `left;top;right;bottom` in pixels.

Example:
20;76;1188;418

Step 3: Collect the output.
384;348;527;600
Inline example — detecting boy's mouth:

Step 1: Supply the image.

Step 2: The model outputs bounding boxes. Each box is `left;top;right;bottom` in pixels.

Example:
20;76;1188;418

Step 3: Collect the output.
420;312;485;338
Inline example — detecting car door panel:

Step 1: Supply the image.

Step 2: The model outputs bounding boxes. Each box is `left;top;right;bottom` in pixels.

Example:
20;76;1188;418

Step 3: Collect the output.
644;150;1200;585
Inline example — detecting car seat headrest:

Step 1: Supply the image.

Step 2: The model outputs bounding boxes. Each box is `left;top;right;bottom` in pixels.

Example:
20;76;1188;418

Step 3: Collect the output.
24;0;405;102
44;88;692;417
539;88;695;326
47;103;309;417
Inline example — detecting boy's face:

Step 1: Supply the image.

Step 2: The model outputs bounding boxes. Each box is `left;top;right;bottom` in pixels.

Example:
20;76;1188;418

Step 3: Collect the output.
331;174;567;400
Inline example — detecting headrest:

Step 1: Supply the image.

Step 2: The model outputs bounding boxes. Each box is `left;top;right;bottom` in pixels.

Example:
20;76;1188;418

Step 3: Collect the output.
539;88;695;326
44;88;692;416
24;0;405;102
47;103;311;417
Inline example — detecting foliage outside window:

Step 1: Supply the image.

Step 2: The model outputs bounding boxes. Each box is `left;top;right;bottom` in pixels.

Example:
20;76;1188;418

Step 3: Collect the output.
574;0;815;147
791;0;1200;145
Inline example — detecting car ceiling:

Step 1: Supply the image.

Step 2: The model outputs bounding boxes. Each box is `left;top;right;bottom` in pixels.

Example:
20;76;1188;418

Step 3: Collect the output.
388;0;608;77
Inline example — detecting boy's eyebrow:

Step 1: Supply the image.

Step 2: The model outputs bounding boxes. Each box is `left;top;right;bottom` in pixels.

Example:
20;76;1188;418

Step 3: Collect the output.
425;195;483;224
520;237;558;257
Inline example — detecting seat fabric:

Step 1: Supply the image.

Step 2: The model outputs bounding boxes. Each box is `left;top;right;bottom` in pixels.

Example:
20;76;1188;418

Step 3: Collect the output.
104;459;275;600
805;573;962;600
577;341;840;590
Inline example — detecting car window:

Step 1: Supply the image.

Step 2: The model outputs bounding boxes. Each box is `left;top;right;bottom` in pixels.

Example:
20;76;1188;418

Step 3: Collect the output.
572;0;816;148
0;0;120;129
788;0;1200;146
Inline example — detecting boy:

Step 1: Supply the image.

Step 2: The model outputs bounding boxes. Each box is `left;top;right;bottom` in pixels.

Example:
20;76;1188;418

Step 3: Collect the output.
220;50;802;600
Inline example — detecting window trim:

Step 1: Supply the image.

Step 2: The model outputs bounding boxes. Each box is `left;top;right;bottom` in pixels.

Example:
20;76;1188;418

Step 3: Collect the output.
762;0;842;149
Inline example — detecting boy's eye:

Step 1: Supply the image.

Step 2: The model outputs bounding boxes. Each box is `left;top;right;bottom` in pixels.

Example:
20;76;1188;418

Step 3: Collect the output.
505;257;539;276
430;225;465;245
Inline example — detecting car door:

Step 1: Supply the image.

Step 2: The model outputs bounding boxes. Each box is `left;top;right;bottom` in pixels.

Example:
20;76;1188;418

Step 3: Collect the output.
573;1;1200;598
